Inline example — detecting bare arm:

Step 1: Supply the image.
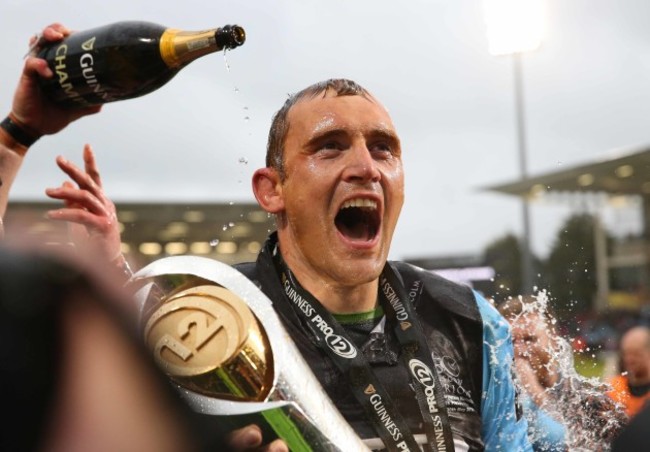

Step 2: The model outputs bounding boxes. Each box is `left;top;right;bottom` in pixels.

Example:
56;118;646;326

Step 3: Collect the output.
0;24;102;231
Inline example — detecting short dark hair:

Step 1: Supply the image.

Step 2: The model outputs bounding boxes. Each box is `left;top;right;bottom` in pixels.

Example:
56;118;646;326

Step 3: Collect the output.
265;79;371;179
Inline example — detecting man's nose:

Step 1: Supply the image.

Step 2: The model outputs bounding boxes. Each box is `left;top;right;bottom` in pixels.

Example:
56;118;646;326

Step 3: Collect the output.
341;144;381;183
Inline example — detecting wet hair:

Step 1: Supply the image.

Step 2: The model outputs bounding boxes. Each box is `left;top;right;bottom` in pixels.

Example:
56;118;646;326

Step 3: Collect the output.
265;79;372;180
496;295;530;320
497;295;557;333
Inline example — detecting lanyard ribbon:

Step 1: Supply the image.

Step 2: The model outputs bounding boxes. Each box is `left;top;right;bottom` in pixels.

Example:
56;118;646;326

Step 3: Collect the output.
271;247;455;452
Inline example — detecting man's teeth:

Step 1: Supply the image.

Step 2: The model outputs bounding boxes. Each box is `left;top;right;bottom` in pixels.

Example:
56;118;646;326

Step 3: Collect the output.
341;198;377;209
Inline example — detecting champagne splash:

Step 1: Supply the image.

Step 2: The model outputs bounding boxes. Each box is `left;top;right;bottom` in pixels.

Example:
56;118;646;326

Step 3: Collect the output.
223;48;231;73
497;291;627;451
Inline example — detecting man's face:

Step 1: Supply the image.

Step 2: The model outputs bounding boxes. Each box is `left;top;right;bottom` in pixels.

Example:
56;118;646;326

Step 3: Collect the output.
621;334;650;379
511;313;553;370
276;91;404;288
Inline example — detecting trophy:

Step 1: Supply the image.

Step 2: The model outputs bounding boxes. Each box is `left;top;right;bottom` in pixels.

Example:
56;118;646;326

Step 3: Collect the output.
129;255;370;451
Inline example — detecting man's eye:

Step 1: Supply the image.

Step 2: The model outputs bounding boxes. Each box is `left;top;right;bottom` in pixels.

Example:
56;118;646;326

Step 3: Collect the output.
371;143;393;156
322;141;342;150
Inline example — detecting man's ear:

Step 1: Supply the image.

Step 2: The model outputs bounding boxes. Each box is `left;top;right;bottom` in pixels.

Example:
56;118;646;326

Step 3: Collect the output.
252;168;284;214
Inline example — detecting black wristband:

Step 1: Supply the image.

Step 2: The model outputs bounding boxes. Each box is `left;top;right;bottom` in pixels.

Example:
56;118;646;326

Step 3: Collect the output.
0;114;40;148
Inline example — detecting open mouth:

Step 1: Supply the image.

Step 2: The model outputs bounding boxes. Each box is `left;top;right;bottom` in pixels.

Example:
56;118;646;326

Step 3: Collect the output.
335;198;380;242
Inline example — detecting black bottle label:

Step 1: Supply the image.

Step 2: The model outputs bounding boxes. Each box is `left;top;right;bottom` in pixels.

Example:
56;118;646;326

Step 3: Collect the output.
44;33;117;107
39;25;170;107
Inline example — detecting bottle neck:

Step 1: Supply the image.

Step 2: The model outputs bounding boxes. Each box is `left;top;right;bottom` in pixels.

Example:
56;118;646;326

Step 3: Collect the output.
159;28;223;68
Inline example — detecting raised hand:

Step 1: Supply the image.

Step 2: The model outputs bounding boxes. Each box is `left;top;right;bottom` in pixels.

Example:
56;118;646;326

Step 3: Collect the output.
11;23;102;137
45;144;122;263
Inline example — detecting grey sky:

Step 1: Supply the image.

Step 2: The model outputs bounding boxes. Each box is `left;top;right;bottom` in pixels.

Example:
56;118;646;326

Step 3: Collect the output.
3;0;649;262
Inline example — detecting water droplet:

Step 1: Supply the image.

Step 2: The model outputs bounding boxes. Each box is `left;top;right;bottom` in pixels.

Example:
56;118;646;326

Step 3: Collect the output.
244;116;250;122
209;239;220;247
234;87;239;93
239;157;249;164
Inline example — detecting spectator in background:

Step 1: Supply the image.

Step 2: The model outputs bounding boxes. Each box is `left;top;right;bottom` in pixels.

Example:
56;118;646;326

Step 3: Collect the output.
608;326;650;418
498;295;626;451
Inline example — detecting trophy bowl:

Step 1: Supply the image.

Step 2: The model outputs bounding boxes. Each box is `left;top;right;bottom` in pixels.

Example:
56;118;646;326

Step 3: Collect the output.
129;255;369;451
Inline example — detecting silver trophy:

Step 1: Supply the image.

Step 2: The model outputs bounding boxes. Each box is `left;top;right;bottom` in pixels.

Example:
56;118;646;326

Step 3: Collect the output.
129;255;369;451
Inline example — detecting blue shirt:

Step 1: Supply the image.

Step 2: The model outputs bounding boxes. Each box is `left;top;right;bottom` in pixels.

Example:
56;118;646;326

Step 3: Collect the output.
475;291;533;451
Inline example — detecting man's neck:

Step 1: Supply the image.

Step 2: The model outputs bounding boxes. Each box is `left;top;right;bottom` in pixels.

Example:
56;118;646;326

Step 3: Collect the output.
306;277;379;314
279;252;379;314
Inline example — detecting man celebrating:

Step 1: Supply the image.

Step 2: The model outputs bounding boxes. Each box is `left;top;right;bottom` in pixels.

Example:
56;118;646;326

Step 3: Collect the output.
1;24;531;451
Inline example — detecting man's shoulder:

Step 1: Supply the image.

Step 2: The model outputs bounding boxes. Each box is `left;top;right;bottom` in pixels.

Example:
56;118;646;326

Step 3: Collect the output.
233;261;257;278
390;260;481;322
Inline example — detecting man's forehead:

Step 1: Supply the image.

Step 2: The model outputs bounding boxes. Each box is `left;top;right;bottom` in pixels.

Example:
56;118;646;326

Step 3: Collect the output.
287;91;395;130
623;331;650;349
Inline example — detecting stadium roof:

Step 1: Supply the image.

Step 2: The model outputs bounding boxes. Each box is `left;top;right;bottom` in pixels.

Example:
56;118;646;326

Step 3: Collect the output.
483;145;650;198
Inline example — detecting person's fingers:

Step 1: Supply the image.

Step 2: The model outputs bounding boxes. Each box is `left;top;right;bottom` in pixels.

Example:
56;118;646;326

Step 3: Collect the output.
41;23;71;41
262;439;289;452
83;144;103;188
60;181;78;208
54;156;104;200
45;207;108;228
22;56;53;81
45;186;109;217
25;25;69;58
227;424;263;450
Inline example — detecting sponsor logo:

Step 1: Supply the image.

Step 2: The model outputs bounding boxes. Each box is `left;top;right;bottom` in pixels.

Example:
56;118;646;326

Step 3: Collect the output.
312;314;357;359
282;274;356;358
380;276;408;321
81;37;96;51
409;358;448;451
144;285;254;378
50;36;113;104
409;358;439;415
77;36;113;102
440;356;461;378
52;44;87;105
368;393;408;448
282;275;315;317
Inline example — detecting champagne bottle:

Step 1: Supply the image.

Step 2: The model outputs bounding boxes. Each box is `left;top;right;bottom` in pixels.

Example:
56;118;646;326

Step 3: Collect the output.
36;21;246;108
